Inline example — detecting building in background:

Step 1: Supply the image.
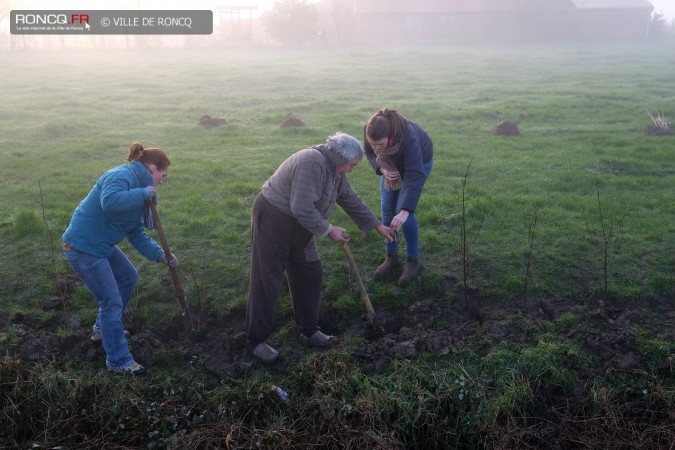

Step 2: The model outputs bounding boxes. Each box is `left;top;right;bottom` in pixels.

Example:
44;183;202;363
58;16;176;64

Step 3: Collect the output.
350;0;655;45
0;0;659;49
212;5;258;44
571;0;653;40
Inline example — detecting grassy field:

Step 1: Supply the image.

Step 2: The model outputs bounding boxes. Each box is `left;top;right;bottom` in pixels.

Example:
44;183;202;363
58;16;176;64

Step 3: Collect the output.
0;42;674;447
1;43;673;317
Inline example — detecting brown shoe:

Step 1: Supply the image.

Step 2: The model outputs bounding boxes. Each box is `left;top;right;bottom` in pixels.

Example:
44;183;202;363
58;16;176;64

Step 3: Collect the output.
373;253;400;280
398;257;422;287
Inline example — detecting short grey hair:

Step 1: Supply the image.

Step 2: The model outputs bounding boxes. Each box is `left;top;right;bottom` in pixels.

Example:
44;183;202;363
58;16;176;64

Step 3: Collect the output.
326;132;363;162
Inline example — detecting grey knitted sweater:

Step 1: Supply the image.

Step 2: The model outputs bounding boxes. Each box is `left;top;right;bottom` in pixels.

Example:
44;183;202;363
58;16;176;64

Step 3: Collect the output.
262;145;381;237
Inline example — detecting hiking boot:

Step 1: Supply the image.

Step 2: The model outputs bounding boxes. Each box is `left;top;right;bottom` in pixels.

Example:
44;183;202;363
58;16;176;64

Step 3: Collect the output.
108;361;146;376
300;330;337;348
252;342;279;363
398;257;422;287
373;253;400;280
91;329;130;343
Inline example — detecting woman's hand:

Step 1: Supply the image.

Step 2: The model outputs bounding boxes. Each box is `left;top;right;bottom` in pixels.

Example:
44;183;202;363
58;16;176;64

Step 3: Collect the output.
146;185;157;199
381;168;400;182
158;252;178;268
390;210;409;231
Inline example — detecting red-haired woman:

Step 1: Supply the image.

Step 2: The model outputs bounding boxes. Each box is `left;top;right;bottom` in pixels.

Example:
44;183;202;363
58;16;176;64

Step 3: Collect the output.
62;142;177;375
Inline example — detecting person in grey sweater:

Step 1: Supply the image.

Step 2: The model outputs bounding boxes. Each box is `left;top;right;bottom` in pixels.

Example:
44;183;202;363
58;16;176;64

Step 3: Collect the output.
246;132;395;363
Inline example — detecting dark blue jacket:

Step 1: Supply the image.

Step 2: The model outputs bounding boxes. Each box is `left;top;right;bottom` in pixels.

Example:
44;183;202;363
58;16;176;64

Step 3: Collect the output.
364;120;433;213
62;161;163;260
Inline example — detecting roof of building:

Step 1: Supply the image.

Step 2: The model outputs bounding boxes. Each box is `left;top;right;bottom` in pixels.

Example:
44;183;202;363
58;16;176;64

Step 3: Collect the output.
354;0;653;14
570;0;654;10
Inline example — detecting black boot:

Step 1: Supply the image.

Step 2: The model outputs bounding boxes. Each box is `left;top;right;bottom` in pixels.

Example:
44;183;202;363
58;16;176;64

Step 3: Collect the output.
373;253;399;280
398;257;422;287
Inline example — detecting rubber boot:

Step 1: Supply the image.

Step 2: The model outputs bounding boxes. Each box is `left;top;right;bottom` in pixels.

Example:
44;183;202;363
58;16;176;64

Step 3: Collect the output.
252;342;279;363
373;253;400;280
300;330;337;347
398;257;422;287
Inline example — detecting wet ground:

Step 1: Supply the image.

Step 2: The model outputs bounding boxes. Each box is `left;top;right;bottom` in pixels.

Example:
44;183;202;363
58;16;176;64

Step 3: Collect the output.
11;278;674;384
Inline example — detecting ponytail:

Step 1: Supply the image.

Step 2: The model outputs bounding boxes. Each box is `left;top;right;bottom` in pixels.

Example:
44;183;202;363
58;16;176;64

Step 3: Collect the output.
126;141;171;169
126;141;145;162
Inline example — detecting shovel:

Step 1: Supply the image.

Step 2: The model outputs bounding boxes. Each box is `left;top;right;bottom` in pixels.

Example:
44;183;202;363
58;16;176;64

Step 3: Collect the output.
148;201;194;334
341;242;385;335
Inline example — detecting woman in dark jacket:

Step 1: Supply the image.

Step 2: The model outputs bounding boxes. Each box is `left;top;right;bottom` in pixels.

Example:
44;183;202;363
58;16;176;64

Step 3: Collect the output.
364;108;433;286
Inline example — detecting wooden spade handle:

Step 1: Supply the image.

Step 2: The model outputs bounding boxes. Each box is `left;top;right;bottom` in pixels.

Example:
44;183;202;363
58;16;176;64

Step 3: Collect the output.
148;201;193;330
342;242;376;319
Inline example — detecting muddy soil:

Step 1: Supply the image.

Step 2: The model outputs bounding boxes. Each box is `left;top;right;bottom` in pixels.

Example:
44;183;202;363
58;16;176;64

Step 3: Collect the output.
10;282;674;384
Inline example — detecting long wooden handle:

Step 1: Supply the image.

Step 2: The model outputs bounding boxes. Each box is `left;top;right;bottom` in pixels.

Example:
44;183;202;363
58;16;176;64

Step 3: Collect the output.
342;242;376;319
148;201;193;329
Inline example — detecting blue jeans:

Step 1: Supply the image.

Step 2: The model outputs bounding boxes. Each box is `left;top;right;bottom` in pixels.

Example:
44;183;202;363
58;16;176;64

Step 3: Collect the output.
64;245;138;370
381;160;433;258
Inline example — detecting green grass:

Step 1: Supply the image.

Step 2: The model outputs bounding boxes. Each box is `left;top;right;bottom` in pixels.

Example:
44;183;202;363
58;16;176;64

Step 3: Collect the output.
0;42;674;447
1;45;674;317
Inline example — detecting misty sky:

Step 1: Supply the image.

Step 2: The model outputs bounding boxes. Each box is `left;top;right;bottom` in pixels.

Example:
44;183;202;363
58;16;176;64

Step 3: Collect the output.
8;0;675;22
650;0;675;21
157;0;675;21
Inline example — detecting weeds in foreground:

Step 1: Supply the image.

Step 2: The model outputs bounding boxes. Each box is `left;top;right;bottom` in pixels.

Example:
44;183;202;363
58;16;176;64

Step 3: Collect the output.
1;346;673;449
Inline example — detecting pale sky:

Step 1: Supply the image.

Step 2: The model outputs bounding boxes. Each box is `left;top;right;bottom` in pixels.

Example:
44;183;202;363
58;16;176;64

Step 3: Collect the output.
170;1;675;21
650;0;675;22
5;0;674;22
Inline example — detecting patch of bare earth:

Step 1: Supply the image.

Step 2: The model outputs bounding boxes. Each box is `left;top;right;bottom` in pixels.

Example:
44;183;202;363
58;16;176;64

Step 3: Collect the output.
15;284;674;385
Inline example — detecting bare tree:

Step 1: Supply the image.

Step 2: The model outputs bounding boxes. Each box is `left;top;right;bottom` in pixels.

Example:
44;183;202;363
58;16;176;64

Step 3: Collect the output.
593;177;622;303
523;208;540;307
262;0;319;46
328;0;356;45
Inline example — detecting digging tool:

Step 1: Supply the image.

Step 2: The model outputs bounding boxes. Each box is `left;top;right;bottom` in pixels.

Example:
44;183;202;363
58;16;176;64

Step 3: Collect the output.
341;242;385;334
148;201;194;334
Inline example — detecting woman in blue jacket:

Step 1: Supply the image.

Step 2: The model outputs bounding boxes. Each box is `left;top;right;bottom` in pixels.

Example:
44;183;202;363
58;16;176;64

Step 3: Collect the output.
364;108;433;287
62;141;177;375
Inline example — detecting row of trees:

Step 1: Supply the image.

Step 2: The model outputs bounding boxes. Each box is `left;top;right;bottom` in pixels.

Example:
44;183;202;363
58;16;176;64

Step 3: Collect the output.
261;0;355;46
261;0;675;46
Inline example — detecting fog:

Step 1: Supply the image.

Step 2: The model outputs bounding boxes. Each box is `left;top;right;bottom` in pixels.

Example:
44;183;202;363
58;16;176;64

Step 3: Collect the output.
650;0;675;21
2;0;673;50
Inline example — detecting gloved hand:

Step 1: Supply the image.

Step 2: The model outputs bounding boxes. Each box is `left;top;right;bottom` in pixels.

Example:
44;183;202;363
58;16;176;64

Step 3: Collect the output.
146;185;157;199
158;253;178;268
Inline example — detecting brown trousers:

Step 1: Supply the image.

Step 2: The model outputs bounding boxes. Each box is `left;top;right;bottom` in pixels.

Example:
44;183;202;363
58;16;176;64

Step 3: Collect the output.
246;193;323;347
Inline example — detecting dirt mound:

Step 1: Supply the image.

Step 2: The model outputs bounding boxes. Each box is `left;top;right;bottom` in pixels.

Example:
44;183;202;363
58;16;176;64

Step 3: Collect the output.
198;115;227;128
493;119;520;136
646;125;674;136
280;112;305;128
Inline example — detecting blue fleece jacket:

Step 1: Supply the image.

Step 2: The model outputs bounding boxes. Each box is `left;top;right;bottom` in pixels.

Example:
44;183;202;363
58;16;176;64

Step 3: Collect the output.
62;160;163;261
